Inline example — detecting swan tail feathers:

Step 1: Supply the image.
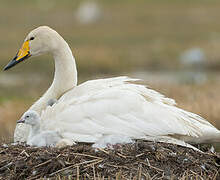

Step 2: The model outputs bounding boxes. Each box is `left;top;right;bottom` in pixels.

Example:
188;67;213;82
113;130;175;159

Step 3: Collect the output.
141;135;201;152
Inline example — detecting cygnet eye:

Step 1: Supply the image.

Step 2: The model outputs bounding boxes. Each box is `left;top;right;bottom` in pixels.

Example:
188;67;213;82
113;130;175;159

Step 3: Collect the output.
30;37;35;41
26;115;30;118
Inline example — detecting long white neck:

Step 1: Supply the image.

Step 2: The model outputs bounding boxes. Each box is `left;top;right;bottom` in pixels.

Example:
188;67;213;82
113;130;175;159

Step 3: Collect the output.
29;39;77;114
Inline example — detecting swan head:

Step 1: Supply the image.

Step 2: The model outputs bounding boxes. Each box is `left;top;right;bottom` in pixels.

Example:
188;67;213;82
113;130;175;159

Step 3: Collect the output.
17;110;41;127
4;26;64;70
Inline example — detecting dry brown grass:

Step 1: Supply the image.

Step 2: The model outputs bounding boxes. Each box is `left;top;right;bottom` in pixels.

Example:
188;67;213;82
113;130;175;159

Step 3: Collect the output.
0;101;29;142
1;141;219;179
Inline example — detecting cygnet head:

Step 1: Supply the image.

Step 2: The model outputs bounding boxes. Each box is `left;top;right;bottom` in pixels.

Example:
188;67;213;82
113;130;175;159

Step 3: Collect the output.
47;98;58;107
4;26;65;70
17;110;41;127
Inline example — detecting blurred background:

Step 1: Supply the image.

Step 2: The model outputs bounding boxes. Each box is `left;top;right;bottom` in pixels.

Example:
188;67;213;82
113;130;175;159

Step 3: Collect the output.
1;0;220;150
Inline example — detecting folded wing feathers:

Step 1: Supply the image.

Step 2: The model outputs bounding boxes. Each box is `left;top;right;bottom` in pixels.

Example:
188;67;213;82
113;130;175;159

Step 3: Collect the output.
40;76;219;143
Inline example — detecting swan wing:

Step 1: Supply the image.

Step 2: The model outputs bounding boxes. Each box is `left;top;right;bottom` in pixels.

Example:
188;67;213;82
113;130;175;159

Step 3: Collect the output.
41;77;220;143
59;76;176;105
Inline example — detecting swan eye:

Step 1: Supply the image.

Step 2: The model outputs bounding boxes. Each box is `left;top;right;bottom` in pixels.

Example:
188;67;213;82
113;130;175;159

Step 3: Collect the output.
26;115;30;118
30;37;35;41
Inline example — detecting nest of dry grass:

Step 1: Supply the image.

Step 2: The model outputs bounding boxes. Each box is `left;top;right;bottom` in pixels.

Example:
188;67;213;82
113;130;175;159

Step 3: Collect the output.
0;141;219;180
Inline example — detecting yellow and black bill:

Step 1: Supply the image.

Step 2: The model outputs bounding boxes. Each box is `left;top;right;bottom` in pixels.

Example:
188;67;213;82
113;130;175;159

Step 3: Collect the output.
3;40;31;71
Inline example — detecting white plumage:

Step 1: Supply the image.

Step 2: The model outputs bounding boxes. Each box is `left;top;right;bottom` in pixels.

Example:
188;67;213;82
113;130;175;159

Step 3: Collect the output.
18;110;73;147
4;26;219;149
41;76;220;146
17;110;62;147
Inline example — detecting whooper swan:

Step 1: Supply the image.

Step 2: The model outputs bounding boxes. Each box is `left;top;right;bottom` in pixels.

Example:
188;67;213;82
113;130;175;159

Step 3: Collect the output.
4;26;220;149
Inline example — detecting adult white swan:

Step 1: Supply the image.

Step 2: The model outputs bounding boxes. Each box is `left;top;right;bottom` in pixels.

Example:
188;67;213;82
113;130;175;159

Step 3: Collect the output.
4;26;220;148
